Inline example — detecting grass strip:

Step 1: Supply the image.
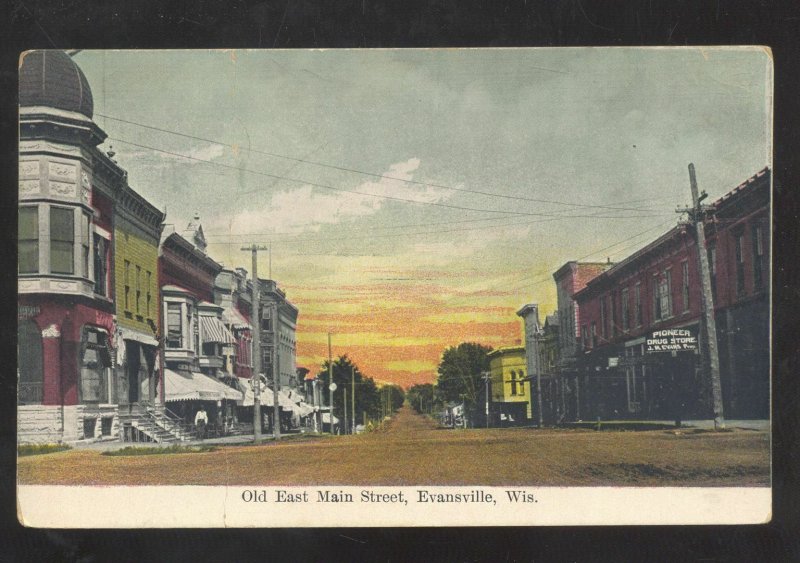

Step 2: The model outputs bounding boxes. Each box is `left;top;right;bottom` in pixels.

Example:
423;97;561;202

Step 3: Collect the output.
102;444;217;456
18;444;72;457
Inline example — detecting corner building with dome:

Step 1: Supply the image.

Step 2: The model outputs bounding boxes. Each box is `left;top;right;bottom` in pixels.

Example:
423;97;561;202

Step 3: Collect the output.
18;50;165;443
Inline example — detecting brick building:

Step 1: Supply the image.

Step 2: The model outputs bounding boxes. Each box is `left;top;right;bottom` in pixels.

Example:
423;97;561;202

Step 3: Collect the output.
548;261;613;421
17;50;164;443
158;221;241;434
572;168;770;421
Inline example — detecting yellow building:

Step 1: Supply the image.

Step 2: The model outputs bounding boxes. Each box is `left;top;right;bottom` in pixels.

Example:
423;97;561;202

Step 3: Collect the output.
488;346;531;421
113;186;164;407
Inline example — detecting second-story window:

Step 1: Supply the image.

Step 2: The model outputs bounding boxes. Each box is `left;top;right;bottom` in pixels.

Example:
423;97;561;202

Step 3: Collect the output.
752;224;764;290
509;371;518;396
166;303;182;348
609;293;617;337
735;233;746;297
661;268;673;319
599;297;606;338
635;282;642;327
135;265;142;316
93;237;108;296
50;207;74;274
146;271;152;317
682;261;690;312
621;288;629;331
590;322;597;348
18;207;39;274
581;324;588;349
124;260;131;310
80;213;90;277
652;273;661;322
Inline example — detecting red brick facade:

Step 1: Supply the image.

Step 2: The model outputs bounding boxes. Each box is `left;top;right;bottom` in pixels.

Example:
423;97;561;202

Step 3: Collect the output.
571;168;770;420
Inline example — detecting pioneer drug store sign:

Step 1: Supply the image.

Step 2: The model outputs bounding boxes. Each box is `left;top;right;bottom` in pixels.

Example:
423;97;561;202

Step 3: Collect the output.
645;327;698;353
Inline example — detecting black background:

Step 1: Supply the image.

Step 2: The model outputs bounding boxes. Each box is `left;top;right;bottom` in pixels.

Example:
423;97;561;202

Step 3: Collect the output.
2;1;799;561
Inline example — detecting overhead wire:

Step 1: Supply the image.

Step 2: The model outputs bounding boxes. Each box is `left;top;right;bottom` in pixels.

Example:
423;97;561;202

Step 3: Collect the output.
99;112;671;213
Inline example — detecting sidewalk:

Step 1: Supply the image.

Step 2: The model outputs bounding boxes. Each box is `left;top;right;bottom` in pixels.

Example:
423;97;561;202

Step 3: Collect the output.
69;431;319;452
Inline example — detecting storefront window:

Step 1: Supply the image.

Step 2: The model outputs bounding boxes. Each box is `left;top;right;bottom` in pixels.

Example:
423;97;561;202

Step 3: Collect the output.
18;320;43;404
50;207;74;274
18;207;39;274
80;327;111;403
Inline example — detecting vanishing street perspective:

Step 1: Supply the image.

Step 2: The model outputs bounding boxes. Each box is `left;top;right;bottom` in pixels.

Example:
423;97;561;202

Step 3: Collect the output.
18;49;770;487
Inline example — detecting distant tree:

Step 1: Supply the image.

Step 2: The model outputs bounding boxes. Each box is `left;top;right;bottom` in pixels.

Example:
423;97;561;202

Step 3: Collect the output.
407;383;436;414
317;355;381;425
435;342;492;405
386;384;405;412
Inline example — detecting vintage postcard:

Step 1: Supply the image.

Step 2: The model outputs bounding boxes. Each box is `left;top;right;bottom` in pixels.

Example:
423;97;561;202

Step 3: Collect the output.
17;47;771;527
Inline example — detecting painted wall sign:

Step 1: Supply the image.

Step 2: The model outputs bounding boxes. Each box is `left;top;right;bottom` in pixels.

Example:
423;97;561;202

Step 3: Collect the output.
645;327;698;353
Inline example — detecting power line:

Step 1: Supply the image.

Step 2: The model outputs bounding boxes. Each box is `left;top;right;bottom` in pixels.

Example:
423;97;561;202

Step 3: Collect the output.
111;137;669;224
503;219;677;294
204;209;671;247
213;196;669;236
99;112;672;213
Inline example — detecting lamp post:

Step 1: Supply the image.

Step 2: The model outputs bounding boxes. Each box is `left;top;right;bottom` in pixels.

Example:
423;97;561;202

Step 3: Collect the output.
329;382;337;434
481;372;491;429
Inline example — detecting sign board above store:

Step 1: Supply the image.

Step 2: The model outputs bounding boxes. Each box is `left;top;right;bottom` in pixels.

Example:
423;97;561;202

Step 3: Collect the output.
645;327;698;353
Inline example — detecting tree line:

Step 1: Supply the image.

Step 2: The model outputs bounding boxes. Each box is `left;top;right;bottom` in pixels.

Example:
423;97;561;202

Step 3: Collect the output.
407;342;492;416
316;354;404;428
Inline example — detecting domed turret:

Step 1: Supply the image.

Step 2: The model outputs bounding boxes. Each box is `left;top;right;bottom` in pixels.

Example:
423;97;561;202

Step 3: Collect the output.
19;50;94;118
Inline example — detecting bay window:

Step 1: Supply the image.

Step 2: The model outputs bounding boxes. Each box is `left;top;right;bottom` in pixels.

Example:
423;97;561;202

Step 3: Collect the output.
166;302;182;348
18;207;39;273
50;206;75;274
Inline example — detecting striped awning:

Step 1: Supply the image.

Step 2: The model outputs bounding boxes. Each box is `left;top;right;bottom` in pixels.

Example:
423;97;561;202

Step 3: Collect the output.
200;316;236;344
222;306;251;330
165;369;243;402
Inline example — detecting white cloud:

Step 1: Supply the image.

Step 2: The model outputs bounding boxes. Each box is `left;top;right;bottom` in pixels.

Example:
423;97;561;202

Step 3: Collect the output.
210;158;448;235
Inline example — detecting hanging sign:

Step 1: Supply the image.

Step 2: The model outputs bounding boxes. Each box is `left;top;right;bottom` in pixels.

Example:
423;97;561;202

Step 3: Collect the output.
645;327;698;353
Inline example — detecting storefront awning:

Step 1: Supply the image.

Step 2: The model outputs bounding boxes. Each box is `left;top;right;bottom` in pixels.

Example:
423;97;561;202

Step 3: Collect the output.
165;369;243;402
118;327;159;347
237;377;275;407
321;413;340;424
222;306;251;330
200;316;236;344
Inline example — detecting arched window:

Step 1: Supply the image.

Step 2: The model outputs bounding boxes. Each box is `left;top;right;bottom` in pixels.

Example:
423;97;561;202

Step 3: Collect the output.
18;321;43;404
509;370;518;396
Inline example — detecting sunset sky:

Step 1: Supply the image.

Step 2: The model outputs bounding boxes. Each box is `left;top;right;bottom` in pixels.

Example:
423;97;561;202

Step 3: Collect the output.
73;48;771;388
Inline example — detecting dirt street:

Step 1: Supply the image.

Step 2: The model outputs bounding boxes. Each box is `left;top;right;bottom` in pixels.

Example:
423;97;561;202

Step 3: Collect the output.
17;406;770;487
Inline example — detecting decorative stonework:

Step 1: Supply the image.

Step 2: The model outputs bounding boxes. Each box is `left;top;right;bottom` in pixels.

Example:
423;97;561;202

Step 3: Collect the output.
18;279;39;292
19;160;39;177
19;179;41;196
41;324;61;338
54;280;77;291
81;169;91;202
48;161;77;182
50;181;77;197
20;140;82;157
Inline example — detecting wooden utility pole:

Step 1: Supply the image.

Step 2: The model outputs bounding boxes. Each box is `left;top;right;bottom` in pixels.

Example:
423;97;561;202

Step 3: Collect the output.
351;365;355;434
328;332;333;432
344;387;348;437
272;300;281;440
241;244;269;442
682;164;725;430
